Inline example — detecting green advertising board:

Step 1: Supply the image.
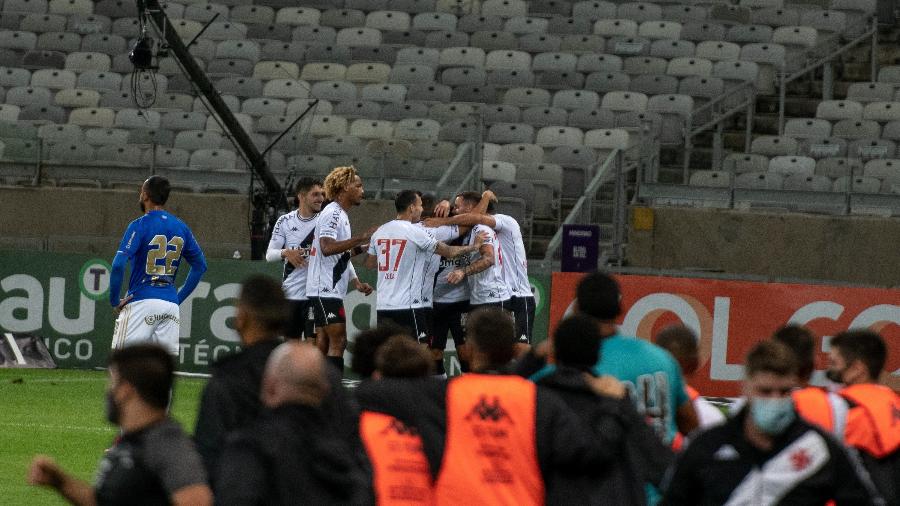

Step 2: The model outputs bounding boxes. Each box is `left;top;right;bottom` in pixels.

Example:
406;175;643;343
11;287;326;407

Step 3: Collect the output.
0;250;550;375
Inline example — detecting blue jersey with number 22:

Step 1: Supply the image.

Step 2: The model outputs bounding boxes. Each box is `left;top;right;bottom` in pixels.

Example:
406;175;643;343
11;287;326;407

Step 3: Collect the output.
116;210;204;305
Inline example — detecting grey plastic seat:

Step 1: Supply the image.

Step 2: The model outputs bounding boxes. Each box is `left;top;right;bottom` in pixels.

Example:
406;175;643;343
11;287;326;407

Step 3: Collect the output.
380;102;429;121
521;107;567;127
319;9;365;29
833;175;880;193
482;0;527;17
735;172;784;190
19;103;63;123
863;101;900;122
681;22;726;43
678;76;725;101
496;142;543;166
547;17;591;35
481;104;521;124
350;46;396;65
503;87;551;108
647;94;694;144
311;80;359;102
127;128;174;147
536;125;584;147
396;46;440;67
441;67;487;86
663;5;708;23
452;84;498;103
231;5;275;25
22;49;65;70
649;39;695;59
6;85;50;107
568;108;615;130
690;170;731;188
389;64;435;85
407;82;451;102
470;30;517;51
800;137;848;159
438;118;479;142
800;10;846;34
20;13;65;33
38;123;81;144
617;3;662;23
439;46;485;68
751;135;799;156
848;138;896;160
35;31;78;52
458;14;504;33
30;68;75;89
47;142;95;163
487;69;535;87
630;74;678;95
429;102;476;121
532;52;577;73
3;0;48;15
380;29;428;46
84;127;129;147
67;15;112;36
96;144;143;166
638;20;682;41
751;7;800;27
115;108;161;129
784;118;832;139
0;30;37;51
585;71;631;93
594;19;637;38
391;0;437;13
81;33;125;56
485;49;531;72
783;174;832;191
882;121;900;142
412;12;457;31
190;148;237;170
425;30;470;48
174;129;224;151
846;82;894;103
832;119;881;140
334;100;382;119
710;4;751;25
517;33;562;53
55;88;99;108
145;145;189;167
712;60;759;85
335;27;382;47
609;36;650;57
577;54;622;73
504;16;549;35
623;56;667;76
217;77;263;98
161;111;208;131
552;90;600;112
816;100;863;120
815;157;861;179
361;83;407;103
572;0;617;20
291;25;336;44
317;135;366;156
768;155;815;176
723;153;769;174
111;17;139;38
727;25;773;44
695;41;741;62
247;23;292;41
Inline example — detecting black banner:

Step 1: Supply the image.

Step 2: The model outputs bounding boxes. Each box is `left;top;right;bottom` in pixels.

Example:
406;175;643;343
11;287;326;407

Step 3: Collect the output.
0;333;57;368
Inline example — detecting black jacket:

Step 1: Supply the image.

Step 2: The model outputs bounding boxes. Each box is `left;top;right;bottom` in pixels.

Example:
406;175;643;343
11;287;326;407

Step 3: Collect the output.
194;339;280;481
215;404;372;505
354;372;615;501
538;367;674;506
661;407;882;506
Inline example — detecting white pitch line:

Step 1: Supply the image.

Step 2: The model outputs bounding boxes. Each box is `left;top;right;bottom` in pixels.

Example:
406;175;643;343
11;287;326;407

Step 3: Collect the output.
2;377;107;383
0;421;114;434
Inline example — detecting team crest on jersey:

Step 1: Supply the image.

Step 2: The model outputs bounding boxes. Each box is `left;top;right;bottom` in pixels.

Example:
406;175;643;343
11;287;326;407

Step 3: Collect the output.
790;449;812;471
465;396;514;424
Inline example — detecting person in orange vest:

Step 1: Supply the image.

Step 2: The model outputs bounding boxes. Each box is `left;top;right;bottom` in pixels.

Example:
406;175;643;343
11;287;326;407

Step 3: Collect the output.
654;324;726;450
772;324;850;439
351;325;434;506
356;307;626;506
827;329;900;505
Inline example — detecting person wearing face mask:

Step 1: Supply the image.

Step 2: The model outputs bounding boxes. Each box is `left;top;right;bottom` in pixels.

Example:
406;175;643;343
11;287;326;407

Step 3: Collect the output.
194;275;289;484
660;340;882;506
827;330;900;506
27;344;212;506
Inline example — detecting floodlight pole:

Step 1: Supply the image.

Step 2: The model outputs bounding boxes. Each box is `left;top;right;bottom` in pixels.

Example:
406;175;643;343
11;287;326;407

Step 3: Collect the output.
140;0;287;260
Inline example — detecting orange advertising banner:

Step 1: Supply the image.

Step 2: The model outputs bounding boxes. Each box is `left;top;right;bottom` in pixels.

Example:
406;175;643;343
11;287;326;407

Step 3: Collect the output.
550;272;900;397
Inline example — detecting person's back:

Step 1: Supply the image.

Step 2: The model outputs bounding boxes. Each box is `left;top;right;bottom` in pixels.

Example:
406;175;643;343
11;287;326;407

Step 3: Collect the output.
594;335;688;443
828;330;900;505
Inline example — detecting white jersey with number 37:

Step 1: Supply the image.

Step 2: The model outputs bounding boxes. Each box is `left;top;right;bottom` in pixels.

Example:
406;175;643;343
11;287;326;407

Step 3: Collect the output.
368;220;437;310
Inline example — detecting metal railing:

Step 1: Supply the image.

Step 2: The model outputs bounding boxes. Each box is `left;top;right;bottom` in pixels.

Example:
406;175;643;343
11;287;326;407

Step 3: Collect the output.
682;80;757;179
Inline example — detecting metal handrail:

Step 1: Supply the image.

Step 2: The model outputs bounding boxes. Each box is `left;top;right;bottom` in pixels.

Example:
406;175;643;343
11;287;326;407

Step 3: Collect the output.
543;148;622;261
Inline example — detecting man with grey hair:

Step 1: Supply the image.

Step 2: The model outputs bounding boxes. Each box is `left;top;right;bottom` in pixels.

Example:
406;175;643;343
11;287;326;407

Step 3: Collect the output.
215;342;373;505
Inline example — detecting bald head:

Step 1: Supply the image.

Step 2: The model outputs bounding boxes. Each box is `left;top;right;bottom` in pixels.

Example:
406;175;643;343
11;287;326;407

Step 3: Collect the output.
261;342;330;408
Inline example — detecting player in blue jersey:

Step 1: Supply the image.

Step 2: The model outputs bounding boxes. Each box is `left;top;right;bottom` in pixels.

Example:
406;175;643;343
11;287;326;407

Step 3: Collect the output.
108;176;208;356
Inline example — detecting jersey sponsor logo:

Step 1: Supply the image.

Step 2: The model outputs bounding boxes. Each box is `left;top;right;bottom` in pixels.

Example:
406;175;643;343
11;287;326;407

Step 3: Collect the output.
143;313;180;326
465;395;514;424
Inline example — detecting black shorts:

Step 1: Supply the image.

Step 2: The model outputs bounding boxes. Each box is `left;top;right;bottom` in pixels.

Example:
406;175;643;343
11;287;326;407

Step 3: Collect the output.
377;308;432;342
431;300;469;350
469;299;511;313
509;295;536;344
284;299;314;339
309;297;345;327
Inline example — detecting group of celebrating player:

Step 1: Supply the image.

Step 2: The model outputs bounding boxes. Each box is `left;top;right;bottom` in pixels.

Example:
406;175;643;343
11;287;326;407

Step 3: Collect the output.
266;165;536;376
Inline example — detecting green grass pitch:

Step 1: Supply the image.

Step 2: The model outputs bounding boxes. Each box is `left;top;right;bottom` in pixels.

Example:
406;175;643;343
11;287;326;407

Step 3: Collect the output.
0;369;206;506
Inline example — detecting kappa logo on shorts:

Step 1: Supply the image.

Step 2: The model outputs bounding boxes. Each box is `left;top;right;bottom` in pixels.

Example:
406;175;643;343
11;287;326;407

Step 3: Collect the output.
144;313;180;325
327;313;337;319
465;395;513;424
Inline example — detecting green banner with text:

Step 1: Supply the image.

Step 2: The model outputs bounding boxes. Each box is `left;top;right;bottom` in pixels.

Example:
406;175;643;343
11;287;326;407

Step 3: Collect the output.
0;251;550;374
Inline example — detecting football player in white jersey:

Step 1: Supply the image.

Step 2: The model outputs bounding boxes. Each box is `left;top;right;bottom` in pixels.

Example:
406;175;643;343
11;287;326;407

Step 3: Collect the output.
444;192;511;314
265;177;324;340
364;190;485;342
306;166;374;373
422;191;495;375
425;192;534;345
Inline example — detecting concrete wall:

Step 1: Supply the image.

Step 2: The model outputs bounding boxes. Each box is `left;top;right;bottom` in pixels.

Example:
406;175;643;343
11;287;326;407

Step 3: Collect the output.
626;207;900;287
0;187;396;259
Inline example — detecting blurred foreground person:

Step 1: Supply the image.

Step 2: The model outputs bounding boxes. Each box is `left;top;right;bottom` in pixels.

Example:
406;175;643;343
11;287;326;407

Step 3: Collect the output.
28;345;212;506
194;274;288;482
661;340;882;506
538;314;674;505
827;330;899;505
354;330;435;505
215;342;372;505
655;324;726;448
356;307;621;505
772;324;849;439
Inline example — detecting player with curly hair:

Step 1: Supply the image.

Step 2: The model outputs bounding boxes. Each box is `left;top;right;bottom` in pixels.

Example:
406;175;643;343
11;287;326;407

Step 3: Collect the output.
306;166;374;374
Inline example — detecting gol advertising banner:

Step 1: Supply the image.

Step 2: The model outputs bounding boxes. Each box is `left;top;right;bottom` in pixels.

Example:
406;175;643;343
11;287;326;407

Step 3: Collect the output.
550;272;900;397
0;250;551;375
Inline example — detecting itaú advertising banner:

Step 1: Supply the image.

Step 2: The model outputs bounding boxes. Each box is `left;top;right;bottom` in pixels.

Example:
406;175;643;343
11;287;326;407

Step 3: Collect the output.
549;273;900;397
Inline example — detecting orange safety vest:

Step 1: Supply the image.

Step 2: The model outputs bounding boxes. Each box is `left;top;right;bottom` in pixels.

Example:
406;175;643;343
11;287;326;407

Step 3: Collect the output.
793;387;836;433
671;385;701;451
434;374;544;506
840;384;900;459
360;411;433;506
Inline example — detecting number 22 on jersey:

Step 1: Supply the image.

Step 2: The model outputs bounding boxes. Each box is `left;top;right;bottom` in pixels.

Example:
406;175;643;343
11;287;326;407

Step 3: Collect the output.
145;235;184;276
376;239;407;279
